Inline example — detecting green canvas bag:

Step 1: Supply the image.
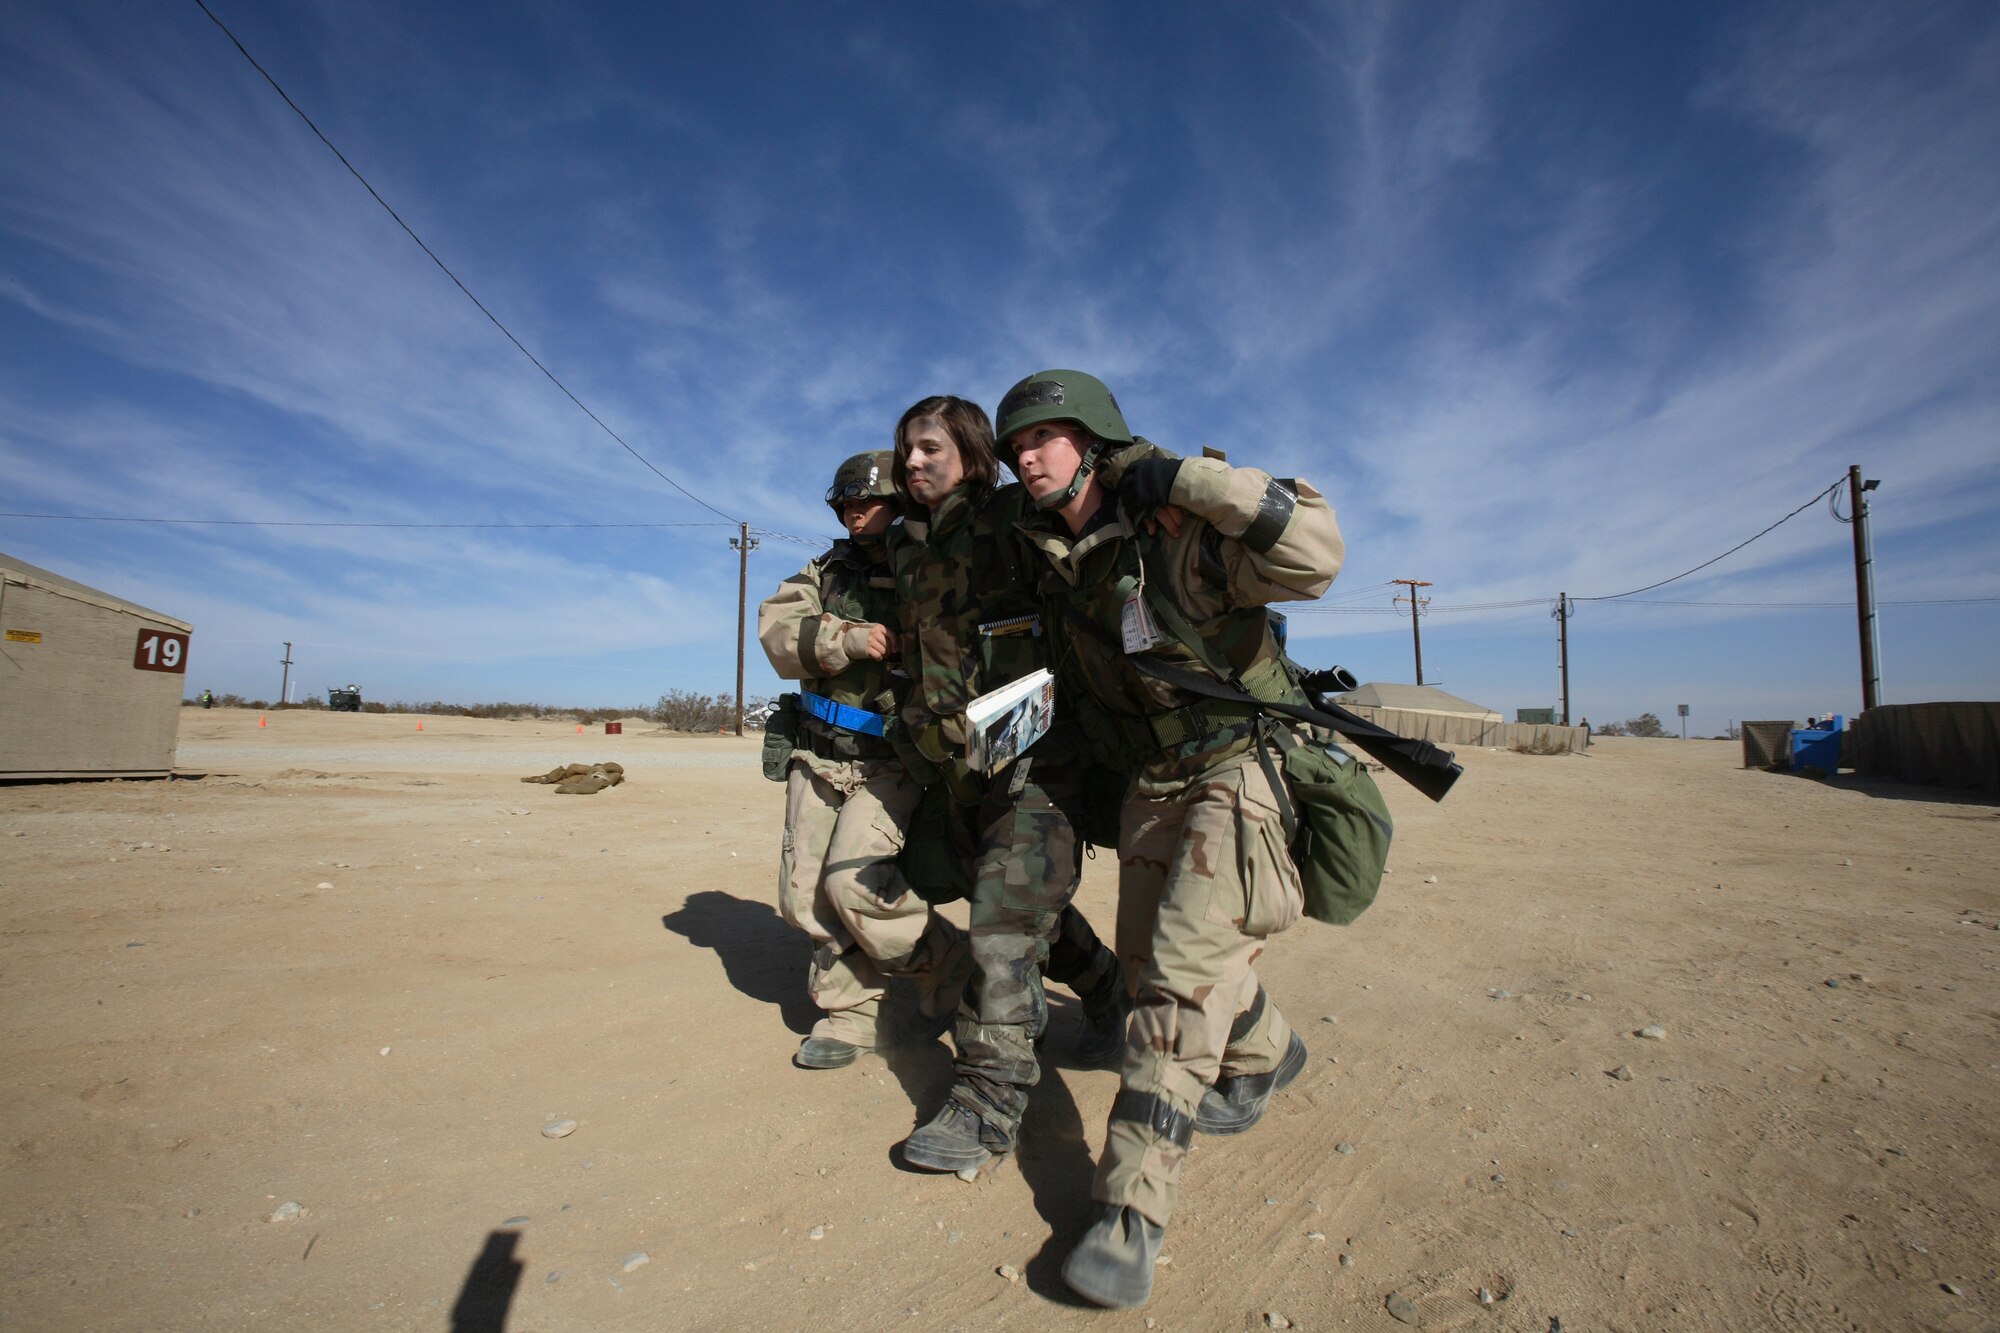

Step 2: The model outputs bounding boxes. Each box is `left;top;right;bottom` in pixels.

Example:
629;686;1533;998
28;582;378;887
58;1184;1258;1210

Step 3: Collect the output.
1261;723;1395;925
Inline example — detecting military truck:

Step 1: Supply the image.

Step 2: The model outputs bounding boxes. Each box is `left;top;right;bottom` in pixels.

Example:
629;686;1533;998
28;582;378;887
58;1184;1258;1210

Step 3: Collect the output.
328;685;363;712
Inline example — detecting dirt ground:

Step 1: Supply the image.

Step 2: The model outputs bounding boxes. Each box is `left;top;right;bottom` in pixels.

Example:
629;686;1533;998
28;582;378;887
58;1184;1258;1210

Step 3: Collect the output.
1;708;1996;1332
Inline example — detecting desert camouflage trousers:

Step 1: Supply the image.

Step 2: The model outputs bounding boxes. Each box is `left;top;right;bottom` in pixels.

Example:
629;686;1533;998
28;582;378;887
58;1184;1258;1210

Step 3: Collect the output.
779;753;968;1048
946;750;1121;1145
1097;751;1303;1226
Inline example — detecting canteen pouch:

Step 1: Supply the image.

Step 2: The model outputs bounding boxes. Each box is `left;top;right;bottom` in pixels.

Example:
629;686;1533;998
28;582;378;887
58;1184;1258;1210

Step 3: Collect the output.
761;693;801;782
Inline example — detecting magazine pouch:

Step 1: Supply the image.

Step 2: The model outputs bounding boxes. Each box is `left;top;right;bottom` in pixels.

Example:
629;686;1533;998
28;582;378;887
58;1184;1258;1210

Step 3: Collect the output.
761;693;801;782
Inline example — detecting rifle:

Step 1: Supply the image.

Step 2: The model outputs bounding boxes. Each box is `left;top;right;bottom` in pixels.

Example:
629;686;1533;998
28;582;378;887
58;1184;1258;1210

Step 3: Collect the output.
1124;656;1464;803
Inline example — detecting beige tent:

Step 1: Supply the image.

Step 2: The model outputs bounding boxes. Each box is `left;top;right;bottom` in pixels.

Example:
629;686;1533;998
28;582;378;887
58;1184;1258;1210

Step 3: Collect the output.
1337;682;1502;723
1333;680;1587;754
1;553;193;779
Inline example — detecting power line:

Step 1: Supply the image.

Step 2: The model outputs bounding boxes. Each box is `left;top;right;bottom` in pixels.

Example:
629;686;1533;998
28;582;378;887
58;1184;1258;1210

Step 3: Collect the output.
190;0;743;526
0;509;866;549
2;512;734;530
1574;476;1845;601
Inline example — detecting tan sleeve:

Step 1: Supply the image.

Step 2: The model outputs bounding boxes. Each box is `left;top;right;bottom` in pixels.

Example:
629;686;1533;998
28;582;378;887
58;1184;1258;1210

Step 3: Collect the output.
1167;459;1344;604
758;561;879;680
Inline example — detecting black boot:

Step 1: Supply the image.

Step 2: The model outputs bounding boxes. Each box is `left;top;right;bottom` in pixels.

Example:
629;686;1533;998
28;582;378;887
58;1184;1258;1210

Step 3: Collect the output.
1073;956;1131;1067
1194;1029;1307;1135
1063;1204;1166;1308
901;1099;1003;1174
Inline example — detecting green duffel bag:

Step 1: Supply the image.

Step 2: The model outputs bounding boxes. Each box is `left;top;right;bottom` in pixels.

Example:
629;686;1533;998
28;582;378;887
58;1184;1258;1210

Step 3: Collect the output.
761;693;801;782
1264;725;1395;926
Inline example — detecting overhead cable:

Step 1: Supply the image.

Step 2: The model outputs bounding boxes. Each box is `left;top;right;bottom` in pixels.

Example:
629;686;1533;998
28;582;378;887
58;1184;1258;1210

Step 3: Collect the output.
2;512;733;530
1574;477;1845;601
191;0;742;526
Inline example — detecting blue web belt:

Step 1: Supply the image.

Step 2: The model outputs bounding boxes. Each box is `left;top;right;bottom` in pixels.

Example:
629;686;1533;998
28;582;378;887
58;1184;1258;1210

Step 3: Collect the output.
798;690;887;737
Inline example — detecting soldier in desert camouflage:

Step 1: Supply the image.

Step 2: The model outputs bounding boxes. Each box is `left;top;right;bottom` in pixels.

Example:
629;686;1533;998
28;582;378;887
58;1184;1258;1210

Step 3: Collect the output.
757;450;969;1070
996;370;1344;1308
887;395;1127;1176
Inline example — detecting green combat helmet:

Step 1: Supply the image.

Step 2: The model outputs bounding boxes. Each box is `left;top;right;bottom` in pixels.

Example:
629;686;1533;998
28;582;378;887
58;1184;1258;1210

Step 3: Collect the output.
825;449;899;513
994;369;1133;511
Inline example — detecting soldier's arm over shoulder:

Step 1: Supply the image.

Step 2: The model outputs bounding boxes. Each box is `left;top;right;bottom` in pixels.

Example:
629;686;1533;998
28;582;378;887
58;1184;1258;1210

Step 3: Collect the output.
758;558;880;680
1167;459;1343;604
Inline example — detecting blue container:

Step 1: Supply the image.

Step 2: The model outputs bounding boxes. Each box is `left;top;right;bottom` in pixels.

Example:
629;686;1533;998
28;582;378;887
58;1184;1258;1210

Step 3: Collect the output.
1790;715;1845;772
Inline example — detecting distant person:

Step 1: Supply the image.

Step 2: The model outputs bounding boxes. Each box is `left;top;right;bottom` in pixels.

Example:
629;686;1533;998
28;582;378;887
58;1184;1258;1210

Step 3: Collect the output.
200;689;214;710
756;450;969;1071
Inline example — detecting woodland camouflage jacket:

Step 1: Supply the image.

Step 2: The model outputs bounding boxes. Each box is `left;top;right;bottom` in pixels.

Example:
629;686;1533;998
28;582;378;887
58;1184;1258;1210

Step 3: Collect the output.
886;483;1077;785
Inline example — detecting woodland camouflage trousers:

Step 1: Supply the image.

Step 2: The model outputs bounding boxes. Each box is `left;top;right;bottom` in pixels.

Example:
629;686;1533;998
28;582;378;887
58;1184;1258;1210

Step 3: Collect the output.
947;751;1122;1146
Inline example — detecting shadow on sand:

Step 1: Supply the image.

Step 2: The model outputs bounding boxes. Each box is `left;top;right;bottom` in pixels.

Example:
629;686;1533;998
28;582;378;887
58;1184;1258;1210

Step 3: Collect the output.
449;1229;523;1333
659;890;817;1035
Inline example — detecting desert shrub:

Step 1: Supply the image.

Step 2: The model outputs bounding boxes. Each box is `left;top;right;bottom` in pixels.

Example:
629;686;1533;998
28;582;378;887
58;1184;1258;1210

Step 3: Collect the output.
1623;712;1667;738
653;689;736;732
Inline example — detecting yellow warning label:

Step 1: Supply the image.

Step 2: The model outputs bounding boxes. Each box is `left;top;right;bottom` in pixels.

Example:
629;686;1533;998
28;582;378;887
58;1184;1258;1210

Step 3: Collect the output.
5;629;41;644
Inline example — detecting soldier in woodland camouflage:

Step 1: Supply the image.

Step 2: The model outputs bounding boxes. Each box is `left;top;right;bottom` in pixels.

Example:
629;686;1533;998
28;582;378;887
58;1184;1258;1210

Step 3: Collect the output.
997;370;1344;1309
757;450;969;1070
887;395;1127;1175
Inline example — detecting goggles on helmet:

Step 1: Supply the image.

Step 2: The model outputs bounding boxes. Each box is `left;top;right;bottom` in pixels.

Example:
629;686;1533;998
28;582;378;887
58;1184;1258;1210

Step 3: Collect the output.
826;478;882;506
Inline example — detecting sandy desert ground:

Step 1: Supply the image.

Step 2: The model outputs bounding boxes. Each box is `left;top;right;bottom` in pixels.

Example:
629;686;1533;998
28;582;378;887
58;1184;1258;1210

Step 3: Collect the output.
1;708;1996;1332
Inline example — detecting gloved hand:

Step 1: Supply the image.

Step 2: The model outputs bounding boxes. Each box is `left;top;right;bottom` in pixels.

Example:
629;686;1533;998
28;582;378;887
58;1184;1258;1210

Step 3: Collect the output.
1119;457;1182;513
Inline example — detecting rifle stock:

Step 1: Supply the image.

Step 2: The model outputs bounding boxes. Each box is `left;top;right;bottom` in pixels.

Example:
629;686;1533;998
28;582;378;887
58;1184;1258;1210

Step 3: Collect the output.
1309;695;1463;803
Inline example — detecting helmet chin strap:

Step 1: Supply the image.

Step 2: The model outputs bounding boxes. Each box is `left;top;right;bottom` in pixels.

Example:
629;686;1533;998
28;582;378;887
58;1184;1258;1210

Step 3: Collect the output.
1031;443;1104;512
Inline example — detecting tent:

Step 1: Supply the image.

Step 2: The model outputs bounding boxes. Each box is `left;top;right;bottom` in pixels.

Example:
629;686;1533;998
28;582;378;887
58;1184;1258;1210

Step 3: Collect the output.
1;553;193;779
1336;682;1502;723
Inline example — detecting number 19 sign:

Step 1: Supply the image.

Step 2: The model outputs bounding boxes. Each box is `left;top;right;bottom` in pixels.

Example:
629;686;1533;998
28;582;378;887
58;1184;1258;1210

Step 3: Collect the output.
134;629;190;674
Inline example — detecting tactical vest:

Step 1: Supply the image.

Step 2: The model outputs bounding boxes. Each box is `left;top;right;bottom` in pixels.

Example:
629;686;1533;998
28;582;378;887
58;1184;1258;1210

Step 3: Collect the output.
799;539;903;761
889;484;1066;774
1037;513;1304;788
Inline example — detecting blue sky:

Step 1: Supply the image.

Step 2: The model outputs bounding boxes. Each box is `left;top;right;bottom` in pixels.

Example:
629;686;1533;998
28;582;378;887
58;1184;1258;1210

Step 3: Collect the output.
4;1;1996;733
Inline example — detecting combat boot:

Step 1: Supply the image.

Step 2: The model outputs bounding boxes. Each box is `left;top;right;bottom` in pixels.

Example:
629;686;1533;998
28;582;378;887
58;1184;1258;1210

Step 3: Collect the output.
793;1036;862;1069
1073;960;1131;1067
1194;1029;1307;1135
901;1098;1005;1174
1063;1204;1165;1308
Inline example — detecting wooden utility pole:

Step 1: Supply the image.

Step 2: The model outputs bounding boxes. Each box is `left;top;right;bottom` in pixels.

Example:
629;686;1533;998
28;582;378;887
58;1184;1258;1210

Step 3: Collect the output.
1556;592;1571;726
279;641;294;706
1392;579;1432;685
1847;466;1881;711
730;524;759;735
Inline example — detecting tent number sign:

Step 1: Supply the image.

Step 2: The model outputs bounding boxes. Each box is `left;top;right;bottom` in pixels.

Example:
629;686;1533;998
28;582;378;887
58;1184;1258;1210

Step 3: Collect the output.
134;629;190;674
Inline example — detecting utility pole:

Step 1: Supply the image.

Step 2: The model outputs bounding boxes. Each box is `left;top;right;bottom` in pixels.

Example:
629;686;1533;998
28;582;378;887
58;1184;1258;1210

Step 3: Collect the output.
1847;466;1882;711
1555;592;1571;726
1392;579;1432;685
279;641;293;706
730;524;759;735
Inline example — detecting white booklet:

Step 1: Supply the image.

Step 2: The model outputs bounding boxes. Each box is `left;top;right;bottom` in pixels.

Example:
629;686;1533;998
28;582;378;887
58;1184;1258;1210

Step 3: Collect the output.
964;667;1056;775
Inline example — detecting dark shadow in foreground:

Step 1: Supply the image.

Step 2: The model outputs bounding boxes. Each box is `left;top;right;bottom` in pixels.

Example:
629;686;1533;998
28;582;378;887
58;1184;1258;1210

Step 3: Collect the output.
450;1229;522;1333
660;890;817;1034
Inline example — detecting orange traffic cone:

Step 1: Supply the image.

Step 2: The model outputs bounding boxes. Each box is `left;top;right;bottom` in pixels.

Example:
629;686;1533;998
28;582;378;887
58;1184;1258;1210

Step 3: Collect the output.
258;716;266;728
576;723;583;734
416;721;424;732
